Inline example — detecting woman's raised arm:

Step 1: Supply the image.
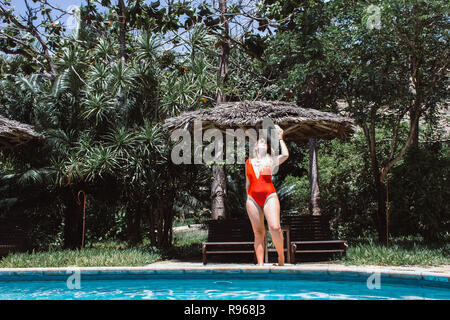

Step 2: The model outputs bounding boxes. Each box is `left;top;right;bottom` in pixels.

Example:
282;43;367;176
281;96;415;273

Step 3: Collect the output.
273;125;289;166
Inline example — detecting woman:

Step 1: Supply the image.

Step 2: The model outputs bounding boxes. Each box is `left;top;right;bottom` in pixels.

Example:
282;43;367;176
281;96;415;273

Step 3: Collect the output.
245;125;289;266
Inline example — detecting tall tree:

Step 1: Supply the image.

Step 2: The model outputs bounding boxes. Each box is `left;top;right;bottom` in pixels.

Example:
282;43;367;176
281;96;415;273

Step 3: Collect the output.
210;0;230;220
0;0;61;78
117;0;127;62
308;138;321;215
260;0;336;216
324;0;449;244
0;0;199;248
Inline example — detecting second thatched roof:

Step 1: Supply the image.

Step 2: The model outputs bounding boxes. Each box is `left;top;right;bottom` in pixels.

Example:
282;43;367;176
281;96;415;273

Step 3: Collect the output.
0;115;43;149
162;100;355;142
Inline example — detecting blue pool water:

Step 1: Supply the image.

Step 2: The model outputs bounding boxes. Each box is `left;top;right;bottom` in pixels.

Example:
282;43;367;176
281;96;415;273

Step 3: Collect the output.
1;274;449;300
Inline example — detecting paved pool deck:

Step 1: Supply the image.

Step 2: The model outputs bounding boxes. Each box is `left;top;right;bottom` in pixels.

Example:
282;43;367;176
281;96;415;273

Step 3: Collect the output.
148;260;450;274
145;260;450;281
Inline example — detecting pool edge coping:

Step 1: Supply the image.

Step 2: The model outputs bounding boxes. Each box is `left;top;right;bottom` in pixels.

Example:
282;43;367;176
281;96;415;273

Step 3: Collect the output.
0;265;449;284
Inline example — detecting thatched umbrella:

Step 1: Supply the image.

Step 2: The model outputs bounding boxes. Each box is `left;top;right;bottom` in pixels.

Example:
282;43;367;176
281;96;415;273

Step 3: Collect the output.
162;100;355;142
162;100;356;218
0;115;43;149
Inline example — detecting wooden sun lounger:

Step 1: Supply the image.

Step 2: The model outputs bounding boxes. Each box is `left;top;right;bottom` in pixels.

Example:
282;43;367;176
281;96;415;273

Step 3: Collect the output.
281;215;348;264
202;219;257;265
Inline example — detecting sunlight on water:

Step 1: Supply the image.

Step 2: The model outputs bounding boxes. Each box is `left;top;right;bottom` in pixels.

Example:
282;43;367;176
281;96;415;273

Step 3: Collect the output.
0;277;449;300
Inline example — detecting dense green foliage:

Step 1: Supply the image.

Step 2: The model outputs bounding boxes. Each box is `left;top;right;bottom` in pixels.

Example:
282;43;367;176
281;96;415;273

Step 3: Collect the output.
389;145;450;242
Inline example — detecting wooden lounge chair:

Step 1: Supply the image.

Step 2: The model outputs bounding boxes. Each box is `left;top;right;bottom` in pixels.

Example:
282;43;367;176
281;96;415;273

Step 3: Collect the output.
202;218;257;265
281;215;348;264
0;218;28;257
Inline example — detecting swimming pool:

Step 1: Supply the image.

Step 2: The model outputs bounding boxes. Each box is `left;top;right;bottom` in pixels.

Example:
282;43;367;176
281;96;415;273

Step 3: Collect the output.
0;267;449;300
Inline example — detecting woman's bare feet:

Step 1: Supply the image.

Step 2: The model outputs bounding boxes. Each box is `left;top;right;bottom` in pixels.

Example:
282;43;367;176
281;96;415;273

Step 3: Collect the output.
271;256;284;266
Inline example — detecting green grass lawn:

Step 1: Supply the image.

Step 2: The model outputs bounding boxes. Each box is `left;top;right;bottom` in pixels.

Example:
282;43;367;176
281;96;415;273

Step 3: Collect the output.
337;237;450;266
0;229;448;268
339;243;450;266
0;229;208;268
0;247;162;268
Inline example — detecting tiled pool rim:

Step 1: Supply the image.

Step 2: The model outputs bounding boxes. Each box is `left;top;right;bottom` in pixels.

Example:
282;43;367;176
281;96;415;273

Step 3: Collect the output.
0;265;449;289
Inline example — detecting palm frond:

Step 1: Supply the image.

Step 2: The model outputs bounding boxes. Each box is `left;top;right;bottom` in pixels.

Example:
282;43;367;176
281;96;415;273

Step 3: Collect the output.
103;126;137;159
81;92;116;125
81;145;120;182
135;32;163;62
108;59;136;97
136;120;168;158
17;167;54;186
44;128;78;156
93;38;118;61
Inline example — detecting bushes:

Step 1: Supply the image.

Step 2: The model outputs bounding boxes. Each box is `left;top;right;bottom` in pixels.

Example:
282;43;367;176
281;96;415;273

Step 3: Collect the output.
389;145;450;243
302;132;449;245
305;133;378;240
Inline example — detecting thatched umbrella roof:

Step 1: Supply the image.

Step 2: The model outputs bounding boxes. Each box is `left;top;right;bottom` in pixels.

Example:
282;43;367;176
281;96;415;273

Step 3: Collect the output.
162;100;355;142
0;115;43;149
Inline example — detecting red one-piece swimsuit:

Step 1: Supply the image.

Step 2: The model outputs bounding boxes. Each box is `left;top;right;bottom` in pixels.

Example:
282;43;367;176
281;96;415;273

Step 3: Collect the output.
246;157;277;208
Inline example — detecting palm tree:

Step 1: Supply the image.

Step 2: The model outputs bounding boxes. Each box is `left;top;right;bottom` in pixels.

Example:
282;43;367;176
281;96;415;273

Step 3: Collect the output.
0;9;221;250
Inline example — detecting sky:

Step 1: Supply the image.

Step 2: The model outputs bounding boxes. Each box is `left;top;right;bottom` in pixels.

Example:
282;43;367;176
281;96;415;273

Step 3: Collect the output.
6;0;98;30
2;0;271;55
5;0;267;34
8;0;85;18
9;0;85;14
3;0;177;51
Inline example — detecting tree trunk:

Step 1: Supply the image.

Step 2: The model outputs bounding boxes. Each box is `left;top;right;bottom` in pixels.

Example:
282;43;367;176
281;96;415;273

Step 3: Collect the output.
126;203;142;245
117;0;127;63
211;165;227;219
61;187;82;249
162;197;174;248
151;197;175;248
148;202;156;246
216;0;230;103
157;199;164;245
133;202;143;245
409;108;419;148
211;0;230;220
370;160;387;245
309;138;321;216
362;111;388;246
409;57;419;148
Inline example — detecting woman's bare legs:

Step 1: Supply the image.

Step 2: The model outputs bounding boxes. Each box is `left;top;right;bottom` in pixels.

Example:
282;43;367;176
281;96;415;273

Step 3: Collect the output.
264;194;284;266
246;196;265;266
